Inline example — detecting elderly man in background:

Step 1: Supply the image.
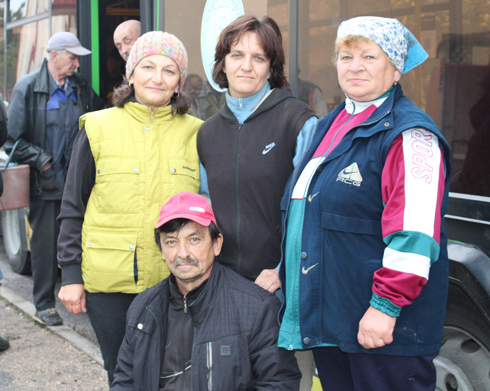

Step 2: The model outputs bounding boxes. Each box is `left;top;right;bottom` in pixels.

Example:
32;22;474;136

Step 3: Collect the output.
5;31;105;326
113;19;141;61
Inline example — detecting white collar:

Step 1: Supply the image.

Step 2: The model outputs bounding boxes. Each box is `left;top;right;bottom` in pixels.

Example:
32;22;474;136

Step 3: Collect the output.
344;95;387;114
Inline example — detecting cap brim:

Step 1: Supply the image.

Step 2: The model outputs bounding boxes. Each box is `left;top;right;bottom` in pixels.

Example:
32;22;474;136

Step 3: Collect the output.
65;46;91;56
156;213;213;229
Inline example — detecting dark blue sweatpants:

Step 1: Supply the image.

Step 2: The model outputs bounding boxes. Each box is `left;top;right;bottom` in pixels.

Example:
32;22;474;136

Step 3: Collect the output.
313;347;438;391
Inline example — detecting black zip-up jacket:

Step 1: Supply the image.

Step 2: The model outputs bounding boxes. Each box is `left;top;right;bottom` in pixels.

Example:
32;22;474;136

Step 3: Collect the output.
198;88;315;281
111;261;301;391
5;58;105;197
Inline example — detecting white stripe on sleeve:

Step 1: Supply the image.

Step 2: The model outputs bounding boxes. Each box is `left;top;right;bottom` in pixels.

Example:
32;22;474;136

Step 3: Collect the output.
383;247;431;279
402;129;441;237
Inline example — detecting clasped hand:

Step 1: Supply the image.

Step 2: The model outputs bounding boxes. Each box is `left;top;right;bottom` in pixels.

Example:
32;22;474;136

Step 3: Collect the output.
357;306;396;349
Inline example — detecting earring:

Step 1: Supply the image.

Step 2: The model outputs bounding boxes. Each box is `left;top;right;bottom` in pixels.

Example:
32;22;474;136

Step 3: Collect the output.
394;81;398;86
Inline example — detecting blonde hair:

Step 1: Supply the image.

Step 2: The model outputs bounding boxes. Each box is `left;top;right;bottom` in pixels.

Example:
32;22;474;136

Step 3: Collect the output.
333;35;396;68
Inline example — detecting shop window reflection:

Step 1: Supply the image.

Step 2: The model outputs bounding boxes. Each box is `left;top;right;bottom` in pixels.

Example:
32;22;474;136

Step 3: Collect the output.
0;3;4;94
449;57;490;197
6;19;50;98
8;0;49;22
52;0;76;34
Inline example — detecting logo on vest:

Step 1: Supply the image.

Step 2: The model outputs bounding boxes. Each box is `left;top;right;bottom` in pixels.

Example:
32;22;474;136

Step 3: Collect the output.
308;192;319;202
301;263;319;275
337;163;362;186
262;142;277;155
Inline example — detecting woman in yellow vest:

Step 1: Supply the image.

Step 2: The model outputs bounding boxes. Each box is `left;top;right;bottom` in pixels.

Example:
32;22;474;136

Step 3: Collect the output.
57;31;202;383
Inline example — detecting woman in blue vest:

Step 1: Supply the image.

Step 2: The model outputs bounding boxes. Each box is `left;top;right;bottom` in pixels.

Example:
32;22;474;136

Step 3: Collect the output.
57;31;202;384
278;17;451;390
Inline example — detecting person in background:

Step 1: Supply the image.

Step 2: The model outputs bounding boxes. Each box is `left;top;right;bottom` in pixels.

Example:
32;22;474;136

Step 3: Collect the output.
5;32;105;326
197;15;318;390
111;192;301;390
183;73;204;118
184;74;204;103
298;69;329;117
185;78;226;121
0;268;9;351
57;31;202;383
278;16;451;391
113;19;141;61
0;93;9;352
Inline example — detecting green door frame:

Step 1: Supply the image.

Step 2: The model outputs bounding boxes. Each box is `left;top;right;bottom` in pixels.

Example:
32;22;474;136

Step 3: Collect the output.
80;0;159;94
76;0;98;93
90;0;100;95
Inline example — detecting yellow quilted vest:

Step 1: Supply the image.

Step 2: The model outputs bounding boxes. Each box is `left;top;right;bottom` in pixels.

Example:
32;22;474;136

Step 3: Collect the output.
81;102;202;293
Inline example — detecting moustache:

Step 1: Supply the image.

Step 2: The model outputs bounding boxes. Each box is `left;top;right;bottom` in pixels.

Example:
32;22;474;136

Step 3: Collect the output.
173;257;199;268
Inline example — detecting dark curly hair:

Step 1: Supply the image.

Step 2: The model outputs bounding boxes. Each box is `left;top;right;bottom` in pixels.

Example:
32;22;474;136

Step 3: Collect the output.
212;15;289;90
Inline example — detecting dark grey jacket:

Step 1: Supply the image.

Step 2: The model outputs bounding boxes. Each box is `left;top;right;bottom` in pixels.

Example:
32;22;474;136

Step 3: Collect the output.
111;261;301;391
5;58;105;197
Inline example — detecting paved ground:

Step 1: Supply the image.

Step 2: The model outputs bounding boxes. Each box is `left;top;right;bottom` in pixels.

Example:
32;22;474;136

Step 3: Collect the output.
0;242;98;346
0;240;109;390
0;297;108;390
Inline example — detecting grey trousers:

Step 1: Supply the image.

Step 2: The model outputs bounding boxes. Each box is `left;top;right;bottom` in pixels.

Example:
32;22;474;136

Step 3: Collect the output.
28;199;60;311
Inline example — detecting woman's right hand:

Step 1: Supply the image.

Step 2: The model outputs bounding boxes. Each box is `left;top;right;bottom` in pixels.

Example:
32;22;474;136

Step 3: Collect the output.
58;284;86;314
357;306;396;349
254;269;281;293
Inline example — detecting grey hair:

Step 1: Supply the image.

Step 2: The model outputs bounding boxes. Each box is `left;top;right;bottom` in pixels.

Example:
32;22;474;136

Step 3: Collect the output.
47;49;67;61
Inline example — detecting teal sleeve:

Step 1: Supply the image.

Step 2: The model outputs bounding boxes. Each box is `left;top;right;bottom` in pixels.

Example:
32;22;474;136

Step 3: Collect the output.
370;292;402;317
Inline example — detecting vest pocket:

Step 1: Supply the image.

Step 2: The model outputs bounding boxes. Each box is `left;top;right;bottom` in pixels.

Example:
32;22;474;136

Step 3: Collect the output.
196;335;245;390
82;231;138;292
321;212;382;236
94;158;140;214
168;159;200;193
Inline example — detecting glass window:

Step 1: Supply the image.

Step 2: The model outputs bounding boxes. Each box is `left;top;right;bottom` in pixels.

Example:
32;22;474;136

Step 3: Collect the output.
8;0;50;22
52;0;77;34
165;0;288;120
6;19;50;98
0;1;5;95
297;0;490;197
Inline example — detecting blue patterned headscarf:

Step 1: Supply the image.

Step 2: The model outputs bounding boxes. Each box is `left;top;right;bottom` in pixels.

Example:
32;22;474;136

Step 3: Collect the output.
337;16;428;74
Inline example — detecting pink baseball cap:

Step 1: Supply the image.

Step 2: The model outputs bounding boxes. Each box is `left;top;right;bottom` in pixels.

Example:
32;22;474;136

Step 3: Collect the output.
156;192;216;229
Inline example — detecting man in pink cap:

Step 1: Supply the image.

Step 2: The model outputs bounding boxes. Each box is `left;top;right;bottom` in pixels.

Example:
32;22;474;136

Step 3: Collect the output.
111;192;300;390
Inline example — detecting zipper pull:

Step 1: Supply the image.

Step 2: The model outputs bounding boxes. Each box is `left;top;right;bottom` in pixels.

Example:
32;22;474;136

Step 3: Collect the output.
183;296;188;313
151;109;155;122
207;342;213;390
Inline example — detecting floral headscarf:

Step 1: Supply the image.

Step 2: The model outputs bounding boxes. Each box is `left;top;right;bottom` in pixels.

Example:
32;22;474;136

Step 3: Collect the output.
337;16;428;74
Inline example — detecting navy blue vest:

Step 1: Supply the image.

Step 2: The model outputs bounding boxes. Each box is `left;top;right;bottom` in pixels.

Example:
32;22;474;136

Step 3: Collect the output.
280;84;452;355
